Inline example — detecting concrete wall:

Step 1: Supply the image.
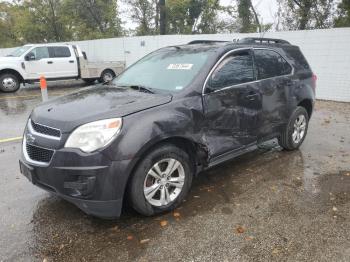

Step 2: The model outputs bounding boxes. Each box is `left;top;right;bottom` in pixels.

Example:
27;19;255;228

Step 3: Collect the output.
1;28;350;102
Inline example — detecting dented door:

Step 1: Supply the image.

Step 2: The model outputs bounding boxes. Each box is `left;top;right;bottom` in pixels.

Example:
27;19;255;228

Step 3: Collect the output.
202;49;262;158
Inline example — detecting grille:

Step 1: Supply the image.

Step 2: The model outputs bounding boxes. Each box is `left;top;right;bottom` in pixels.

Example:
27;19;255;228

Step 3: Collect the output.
26;143;54;163
31;120;61;138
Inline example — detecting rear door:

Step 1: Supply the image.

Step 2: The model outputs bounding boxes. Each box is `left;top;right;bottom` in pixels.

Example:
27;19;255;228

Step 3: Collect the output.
253;48;293;139
203;49;262;158
48;46;78;78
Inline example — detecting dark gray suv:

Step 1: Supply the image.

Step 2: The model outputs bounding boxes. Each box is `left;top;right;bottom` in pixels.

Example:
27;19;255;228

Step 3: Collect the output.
20;38;316;218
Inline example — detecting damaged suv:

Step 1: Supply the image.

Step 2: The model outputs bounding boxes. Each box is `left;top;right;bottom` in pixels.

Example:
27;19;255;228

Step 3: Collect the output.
20;38;316;218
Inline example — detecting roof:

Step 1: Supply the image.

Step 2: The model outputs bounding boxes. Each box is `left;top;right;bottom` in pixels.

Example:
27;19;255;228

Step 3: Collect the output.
24;43;72;47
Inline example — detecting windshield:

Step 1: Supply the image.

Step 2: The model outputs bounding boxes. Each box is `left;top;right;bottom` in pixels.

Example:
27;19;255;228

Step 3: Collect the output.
113;48;210;92
7;46;32;57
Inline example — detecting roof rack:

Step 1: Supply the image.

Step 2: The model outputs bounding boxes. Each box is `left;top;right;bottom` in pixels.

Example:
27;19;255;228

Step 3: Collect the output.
188;40;229;45
239;37;291;45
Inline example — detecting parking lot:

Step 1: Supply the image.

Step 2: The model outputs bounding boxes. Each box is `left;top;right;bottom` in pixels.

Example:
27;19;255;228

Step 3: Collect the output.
0;84;349;261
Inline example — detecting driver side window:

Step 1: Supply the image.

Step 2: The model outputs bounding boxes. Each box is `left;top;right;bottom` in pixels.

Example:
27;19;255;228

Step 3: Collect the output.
207;51;255;92
31;47;49;60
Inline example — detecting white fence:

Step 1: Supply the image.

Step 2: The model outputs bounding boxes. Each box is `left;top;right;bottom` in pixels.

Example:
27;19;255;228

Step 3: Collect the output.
1;28;350;102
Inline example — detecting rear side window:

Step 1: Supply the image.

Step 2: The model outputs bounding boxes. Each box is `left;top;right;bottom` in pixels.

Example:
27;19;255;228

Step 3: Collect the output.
254;49;292;80
49;46;71;58
208;51;255;91
284;47;311;71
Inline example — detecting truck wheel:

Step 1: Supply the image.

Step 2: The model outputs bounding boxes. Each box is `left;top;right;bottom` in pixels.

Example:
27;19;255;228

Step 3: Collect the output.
278;106;309;151
99;69;115;83
0;73;20;92
129;144;193;216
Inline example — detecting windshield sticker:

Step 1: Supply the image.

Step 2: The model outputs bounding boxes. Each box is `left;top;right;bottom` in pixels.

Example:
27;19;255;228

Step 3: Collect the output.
167;64;193;70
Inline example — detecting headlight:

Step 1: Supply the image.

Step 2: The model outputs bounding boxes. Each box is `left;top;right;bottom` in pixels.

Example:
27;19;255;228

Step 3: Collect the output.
65;118;122;153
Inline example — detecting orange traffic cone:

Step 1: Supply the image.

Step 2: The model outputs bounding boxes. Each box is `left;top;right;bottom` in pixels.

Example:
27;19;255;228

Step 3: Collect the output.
39;75;48;101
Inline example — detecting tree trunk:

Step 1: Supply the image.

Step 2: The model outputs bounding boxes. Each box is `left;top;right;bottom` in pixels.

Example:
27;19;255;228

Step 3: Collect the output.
159;0;166;35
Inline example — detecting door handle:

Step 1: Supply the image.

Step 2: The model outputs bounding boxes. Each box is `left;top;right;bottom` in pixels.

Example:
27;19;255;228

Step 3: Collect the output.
69;60;74;63
47;61;53;64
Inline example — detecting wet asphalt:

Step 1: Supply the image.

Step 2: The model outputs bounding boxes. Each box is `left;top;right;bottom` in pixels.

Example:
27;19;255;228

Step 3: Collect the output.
0;83;349;262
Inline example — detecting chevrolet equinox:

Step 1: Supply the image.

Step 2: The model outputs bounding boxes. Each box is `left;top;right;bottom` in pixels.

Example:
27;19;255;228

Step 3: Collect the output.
20;38;316;218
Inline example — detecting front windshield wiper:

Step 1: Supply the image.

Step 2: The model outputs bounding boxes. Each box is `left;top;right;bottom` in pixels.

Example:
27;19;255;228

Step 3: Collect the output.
118;85;155;94
6;55;14;57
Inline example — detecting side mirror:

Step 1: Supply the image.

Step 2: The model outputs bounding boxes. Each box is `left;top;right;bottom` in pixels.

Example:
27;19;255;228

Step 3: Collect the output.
25;52;35;61
82;52;87;60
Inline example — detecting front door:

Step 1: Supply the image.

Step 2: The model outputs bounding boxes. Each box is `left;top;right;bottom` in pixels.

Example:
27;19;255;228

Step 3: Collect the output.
202;49;262;158
24;47;57;79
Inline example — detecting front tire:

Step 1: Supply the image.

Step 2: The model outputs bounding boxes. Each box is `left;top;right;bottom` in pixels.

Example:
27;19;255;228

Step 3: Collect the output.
0;73;20;92
279;106;309;150
129;144;193;216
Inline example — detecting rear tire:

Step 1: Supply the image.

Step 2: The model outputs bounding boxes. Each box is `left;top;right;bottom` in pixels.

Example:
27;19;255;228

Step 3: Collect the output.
99;69;115;83
0;73;20;93
278;106;309;151
129;144;193;216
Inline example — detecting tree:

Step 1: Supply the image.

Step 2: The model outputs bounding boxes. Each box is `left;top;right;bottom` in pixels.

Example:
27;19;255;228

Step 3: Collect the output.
334;0;350;27
166;0;225;34
124;0;158;35
237;0;261;33
62;0;123;40
280;0;335;30
0;0;124;48
159;0;166;34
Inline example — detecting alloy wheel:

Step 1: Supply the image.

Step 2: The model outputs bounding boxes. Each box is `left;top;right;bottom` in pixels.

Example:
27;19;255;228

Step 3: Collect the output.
292;114;307;144
143;158;185;207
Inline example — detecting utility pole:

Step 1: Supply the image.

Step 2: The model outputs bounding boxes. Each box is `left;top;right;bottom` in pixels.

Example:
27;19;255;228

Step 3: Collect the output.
159;0;166;35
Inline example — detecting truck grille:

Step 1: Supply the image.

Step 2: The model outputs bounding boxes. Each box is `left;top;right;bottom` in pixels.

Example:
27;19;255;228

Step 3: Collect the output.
26;143;54;163
31;120;61;138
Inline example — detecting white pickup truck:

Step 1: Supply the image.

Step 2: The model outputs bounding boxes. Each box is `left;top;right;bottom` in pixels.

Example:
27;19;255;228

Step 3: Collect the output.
0;43;125;92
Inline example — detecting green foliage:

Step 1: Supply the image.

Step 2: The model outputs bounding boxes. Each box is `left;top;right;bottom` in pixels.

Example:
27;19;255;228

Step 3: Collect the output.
125;0;158;35
334;0;350;27
280;0;335;30
0;0;123;48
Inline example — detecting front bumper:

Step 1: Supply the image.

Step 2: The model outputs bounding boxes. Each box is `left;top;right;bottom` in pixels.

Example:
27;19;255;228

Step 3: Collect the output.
19;148;134;219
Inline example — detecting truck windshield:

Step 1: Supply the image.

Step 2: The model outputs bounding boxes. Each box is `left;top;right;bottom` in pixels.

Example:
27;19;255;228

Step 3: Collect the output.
113;48;210;92
7;46;32;57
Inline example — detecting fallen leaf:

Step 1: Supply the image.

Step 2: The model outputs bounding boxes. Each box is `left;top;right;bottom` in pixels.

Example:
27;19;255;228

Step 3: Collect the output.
127;235;133;240
160;220;168;227
236;225;245;234
332;206;338;212
110;225;119;231
272;248;280;255
245;236;254;241
173;212;181;218
140;239;150;244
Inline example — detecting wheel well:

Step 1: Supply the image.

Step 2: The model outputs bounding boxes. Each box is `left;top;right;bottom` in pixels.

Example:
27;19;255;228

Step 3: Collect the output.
298;99;313;117
101;68;116;77
124;137;207;198
0;69;24;82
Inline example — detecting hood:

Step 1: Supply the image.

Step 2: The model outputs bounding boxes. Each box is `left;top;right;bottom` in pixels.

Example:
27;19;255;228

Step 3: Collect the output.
0;56;21;62
31;86;172;133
